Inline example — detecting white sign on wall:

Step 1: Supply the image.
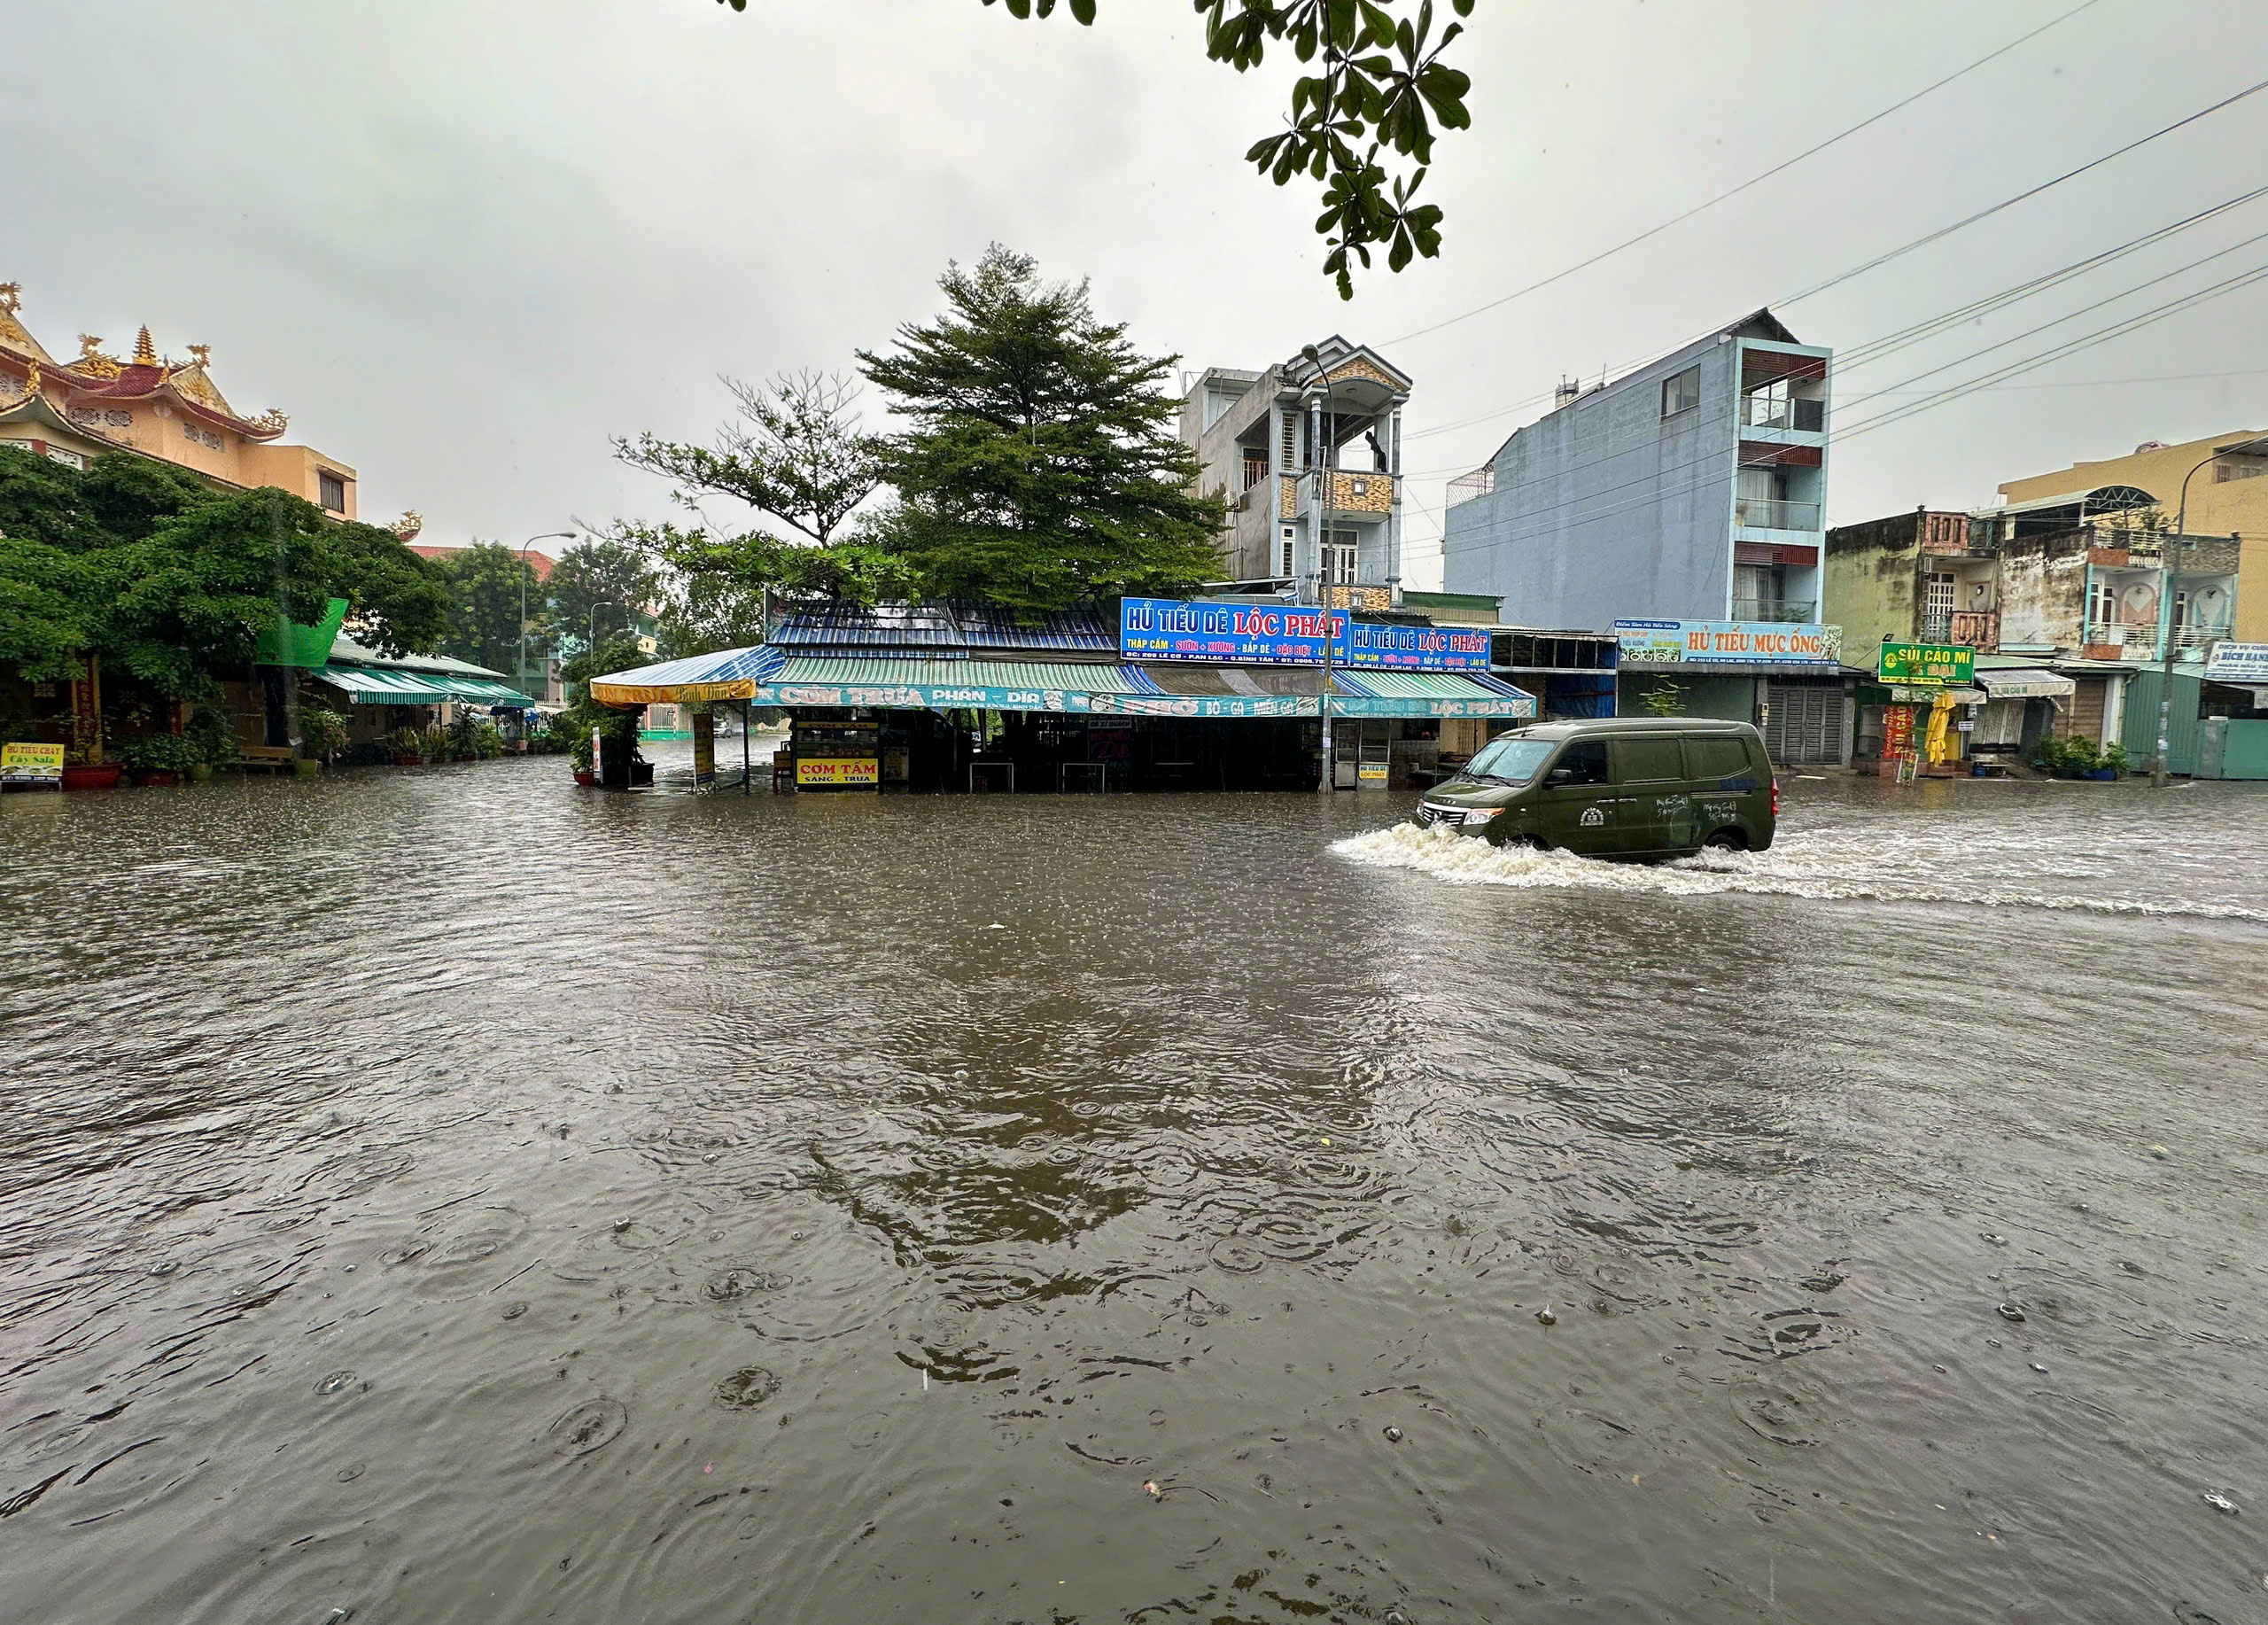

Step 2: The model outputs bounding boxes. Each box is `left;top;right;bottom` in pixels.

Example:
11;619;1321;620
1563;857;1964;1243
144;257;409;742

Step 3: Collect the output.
2203;641;2268;682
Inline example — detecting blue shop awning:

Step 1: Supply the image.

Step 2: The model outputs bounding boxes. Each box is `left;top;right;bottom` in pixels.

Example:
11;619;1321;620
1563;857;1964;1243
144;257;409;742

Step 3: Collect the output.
1331;669;1536;718
587;644;787;704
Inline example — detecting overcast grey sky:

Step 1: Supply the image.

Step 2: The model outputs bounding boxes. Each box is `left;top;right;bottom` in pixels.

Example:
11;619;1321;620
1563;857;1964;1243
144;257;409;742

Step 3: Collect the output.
7;0;2265;587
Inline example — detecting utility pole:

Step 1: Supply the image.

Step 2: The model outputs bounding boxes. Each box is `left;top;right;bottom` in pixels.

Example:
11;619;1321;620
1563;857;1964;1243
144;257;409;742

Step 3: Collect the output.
1303;345;1339;792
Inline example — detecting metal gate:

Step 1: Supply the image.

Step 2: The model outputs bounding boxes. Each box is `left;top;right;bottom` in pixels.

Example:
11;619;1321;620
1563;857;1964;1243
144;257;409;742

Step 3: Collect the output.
1764;680;1847;765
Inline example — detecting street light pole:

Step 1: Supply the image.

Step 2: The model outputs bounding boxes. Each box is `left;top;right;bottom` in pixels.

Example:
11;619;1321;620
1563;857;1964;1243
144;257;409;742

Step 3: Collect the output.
520;530;575;704
2153;436;2268;786
1302;345;1339;793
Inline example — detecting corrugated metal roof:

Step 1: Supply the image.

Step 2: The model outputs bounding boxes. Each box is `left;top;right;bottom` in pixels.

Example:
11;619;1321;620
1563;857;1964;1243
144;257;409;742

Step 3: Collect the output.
595;645;784;689
773;657;1151;693
1134;663;1324;696
767;601;1115;654
328;634;512;679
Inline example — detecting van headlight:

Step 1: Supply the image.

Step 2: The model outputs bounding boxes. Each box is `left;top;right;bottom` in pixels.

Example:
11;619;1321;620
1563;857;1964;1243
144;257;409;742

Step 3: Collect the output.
1460;806;1504;824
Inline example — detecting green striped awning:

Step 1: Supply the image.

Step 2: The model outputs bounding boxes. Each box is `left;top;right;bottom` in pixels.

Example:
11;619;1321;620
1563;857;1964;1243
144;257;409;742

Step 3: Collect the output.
313;665;537;708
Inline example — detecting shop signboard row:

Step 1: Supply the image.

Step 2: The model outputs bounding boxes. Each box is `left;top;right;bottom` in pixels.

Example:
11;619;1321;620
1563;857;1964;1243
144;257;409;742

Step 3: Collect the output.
1613;619;1845;666
1120;598;1491;672
757;680;1527;720
2204;641;2268;682
1877;640;1976;685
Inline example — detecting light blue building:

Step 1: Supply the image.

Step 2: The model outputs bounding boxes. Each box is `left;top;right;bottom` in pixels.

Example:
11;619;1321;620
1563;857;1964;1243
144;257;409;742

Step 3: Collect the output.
1442;309;1832;631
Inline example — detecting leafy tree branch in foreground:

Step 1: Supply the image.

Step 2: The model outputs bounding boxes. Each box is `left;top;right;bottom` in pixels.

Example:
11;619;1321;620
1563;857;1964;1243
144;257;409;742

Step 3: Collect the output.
713;0;1475;298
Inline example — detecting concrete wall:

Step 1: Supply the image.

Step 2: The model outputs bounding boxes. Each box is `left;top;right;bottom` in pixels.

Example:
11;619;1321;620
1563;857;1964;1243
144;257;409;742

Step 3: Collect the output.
1444;333;1739;630
1996;530;2094;650
1823;512;1920;652
1183;369;1279;582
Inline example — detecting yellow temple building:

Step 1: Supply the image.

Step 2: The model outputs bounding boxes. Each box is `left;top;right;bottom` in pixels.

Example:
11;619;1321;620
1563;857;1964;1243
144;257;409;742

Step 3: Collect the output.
0;281;366;522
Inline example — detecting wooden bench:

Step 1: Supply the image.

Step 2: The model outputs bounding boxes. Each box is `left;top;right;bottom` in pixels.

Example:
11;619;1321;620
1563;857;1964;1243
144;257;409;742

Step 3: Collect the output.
229;745;296;774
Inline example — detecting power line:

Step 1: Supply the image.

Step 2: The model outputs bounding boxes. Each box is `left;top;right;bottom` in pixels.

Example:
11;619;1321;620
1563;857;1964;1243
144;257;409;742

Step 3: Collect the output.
1385;0;2108;347
1408;205;2268;487
1428;264;2268;560
1836;260;2268;439
1837;226;2268;416
1401;77;2268;454
1774;74;2268;309
1832;184;2268;369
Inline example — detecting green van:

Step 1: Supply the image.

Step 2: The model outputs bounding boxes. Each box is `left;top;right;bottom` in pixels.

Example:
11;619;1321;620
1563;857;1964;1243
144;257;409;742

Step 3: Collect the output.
1414;718;1776;858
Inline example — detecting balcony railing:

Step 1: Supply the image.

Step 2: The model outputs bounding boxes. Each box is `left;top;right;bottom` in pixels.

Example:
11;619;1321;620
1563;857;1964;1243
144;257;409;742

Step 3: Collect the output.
2085;621;2160;658
1742;395;1827;432
1732;597;1816;624
1920;610;2000;650
1734;496;1821;532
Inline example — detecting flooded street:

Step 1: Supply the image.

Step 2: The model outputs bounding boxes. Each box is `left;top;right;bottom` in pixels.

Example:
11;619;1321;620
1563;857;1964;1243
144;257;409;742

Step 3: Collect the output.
5;762;2267;1624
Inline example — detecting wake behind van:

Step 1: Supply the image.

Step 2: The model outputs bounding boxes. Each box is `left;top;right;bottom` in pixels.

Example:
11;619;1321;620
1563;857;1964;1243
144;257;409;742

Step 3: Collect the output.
1414;718;1776;859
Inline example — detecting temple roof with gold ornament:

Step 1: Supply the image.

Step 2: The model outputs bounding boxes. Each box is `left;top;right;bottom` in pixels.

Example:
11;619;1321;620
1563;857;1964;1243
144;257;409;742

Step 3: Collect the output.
0;289;291;442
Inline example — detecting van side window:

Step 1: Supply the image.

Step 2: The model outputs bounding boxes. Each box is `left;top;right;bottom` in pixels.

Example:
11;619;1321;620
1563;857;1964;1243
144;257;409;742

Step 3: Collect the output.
1614;737;1684;781
1552;741;1609;785
1685;736;1751;780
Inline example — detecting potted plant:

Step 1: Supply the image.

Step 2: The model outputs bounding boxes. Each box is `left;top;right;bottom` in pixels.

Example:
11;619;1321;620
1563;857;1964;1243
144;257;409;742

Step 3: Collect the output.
60;743;123;791
183;707;236;781
569;727;596;786
446;711;484;761
474;719;507;759
298;705;349;775
421;724;451;764
120;733;197;787
388;724;424;766
2097;742;2132;781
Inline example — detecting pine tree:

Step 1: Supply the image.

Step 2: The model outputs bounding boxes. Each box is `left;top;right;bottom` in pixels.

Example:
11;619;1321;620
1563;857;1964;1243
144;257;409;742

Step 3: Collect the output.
858;246;1225;615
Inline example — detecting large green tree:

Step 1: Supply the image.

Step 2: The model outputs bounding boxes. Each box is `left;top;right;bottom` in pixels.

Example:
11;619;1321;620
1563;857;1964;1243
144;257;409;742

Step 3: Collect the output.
436;541;548;678
717;0;1475;298
857;245;1224;613
543;537;657;654
0;447;449;696
323;519;452;657
616;370;897;652
104;487;338;696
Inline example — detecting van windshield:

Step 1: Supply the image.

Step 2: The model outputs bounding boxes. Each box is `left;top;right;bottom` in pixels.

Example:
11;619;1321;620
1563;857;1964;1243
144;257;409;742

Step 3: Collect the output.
1458;736;1557;784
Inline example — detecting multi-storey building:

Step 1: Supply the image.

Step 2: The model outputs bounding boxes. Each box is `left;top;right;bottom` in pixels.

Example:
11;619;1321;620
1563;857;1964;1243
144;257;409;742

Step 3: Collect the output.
1442;308;1832;630
0;281;364;520
1179;337;1411;610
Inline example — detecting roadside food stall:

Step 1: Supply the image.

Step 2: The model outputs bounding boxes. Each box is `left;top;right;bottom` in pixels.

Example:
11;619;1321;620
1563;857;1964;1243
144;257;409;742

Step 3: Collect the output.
584;601;1535;794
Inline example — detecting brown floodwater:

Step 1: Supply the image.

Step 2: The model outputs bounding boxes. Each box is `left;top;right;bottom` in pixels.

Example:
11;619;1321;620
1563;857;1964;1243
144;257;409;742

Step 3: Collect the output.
4;757;2267;1623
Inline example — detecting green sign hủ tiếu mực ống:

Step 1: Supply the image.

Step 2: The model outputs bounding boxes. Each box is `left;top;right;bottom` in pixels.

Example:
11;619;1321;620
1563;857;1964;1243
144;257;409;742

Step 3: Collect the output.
1876;641;1975;685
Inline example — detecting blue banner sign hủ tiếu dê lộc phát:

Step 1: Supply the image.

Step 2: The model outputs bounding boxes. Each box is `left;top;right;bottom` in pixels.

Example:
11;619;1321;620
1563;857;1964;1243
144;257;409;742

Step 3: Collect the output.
1120;599;1491;671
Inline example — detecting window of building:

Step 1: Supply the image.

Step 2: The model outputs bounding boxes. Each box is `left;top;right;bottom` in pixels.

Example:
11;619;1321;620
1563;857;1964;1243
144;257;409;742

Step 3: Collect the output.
1281;408;1299;470
1323;539;1356;585
2086;578;2118;627
1614;737;1685;782
1924;573;1955;617
319;470;347;512
2216;456;2265;482
1279;525;1296;579
1551;740;1610;785
1660;366;1700;418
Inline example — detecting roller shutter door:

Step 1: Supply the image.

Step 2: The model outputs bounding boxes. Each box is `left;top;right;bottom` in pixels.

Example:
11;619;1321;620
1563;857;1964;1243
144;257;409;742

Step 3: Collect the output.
1765;680;1847;765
